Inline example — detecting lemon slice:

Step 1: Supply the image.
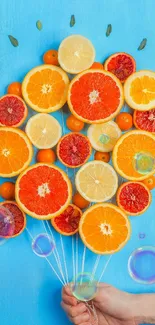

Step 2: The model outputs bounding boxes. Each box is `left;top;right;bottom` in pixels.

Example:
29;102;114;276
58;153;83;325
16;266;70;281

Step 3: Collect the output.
25;113;62;149
58;35;95;74
75;161;118;202
87;121;122;152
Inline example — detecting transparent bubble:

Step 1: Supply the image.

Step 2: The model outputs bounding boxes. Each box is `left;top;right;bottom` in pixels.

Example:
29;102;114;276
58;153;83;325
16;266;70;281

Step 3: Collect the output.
134;153;155;175
99;134;110;144
128;246;155;284
32;233;55;257
71;273;98;301
0;206;15;246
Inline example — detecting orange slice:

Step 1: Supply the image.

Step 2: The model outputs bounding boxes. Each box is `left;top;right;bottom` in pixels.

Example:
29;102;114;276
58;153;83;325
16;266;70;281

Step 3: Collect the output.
0;127;33;178
124;70;155;111
79;203;131;254
22;65;69;113
113;130;155;181
15;163;72;220
68;70;124;124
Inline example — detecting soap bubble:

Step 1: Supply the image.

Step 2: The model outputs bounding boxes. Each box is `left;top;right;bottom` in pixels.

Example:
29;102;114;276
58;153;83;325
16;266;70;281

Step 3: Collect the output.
128;246;155;284
71;273;98;301
0;206;15;245
32;233;55;257
134;153;155;175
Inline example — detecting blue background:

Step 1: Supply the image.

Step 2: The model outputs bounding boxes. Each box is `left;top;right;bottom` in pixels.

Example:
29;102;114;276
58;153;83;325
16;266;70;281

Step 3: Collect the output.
0;0;155;324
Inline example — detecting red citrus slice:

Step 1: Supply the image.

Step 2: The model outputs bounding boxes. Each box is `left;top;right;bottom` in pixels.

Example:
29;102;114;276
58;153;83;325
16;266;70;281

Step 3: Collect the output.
0;95;28;127
117;181;151;216
57;133;92;168
133;109;155;133
68;70;124;124
0;201;26;237
104;52;136;83
51;204;82;236
15;163;72;220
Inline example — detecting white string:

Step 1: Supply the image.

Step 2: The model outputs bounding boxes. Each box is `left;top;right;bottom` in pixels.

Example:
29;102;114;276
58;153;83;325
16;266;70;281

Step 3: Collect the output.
26;227;64;286
72;235;76;282
98;255;112;283
75;232;79;279
91;255;101;281
60;234;69;284
81;245;86;277
43;220;67;285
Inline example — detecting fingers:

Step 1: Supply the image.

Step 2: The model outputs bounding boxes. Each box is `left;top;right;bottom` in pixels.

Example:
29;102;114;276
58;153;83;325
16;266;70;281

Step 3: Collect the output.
61;302;90;324
62;285;77;306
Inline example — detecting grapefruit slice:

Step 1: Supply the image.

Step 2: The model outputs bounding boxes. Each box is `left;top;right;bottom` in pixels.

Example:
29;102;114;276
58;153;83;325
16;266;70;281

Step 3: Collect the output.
51;204;82;236
58;35;95;74
68;70;124;124
22;65;69;113
87;121;121;152
0;127;33;178
133;109;155;133
79;203;131;254
113;130;155;181
25;113;62;149
124;70;155;111
117;181;151;216
75;161;118;202
104;52;136;83
15;163;72;220
0;95;27;127
57;133;92;168
0;201;26;237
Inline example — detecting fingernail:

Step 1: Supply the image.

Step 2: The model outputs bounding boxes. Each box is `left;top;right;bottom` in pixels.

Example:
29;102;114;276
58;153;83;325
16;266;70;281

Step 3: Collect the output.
83;313;90;321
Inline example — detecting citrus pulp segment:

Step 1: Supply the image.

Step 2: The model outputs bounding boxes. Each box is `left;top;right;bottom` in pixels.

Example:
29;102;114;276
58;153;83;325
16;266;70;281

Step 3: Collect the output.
22;65;69;113
15;163;72;220
87;121;122;152
68;70;124;123
57;133;92;168
58;35;95;74
113;130;155;181
0;127;33;178
0;95;28;127
133;109;155;133
79;203;130;254
104;52;136;83
0;201;26;237
117;181;151;216
124;70;155;111
75;161;118;202
25;113;62;149
51;204;82;236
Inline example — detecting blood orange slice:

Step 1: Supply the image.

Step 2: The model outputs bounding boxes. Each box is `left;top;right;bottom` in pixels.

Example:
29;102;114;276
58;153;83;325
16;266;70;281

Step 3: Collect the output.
0;95;27;127
117;181;151;216
57;133;92;168
0;201;26;237
51;204;82;236
104;52;136;83
15;163;72;220
79;203;131;254
133;109;155;133
68;70;124;124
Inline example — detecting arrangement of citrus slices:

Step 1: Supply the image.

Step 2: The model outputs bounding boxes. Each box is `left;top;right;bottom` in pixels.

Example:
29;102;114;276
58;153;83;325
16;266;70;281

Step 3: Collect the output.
0;34;155;256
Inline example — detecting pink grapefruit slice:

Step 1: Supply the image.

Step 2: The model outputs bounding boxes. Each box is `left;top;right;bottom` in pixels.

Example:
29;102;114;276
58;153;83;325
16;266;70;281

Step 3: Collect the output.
0;95;28;127
68;70;124;124
133;109;155;133
0;201;26;237
15;163;72;220
117;181;151;216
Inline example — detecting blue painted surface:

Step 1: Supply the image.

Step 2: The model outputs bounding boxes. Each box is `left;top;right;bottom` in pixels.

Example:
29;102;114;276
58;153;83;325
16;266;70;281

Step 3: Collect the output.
0;0;155;324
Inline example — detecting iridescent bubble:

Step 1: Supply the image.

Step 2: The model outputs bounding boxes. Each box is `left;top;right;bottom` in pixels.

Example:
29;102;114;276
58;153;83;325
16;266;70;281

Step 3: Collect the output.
0;206;15;246
99;134;110;144
32;233;55;257
134;152;155;175
71;273;98;301
128;246;155;284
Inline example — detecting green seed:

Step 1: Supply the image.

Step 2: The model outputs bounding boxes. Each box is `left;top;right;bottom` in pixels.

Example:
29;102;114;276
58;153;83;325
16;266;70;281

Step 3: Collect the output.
36;20;43;31
106;24;112;37
138;38;147;50
8;35;18;47
70;15;75;27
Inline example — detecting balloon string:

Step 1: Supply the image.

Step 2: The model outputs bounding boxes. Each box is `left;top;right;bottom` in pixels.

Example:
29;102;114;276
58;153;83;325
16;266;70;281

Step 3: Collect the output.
91;255;101;281
98;255;112;284
75;232;79;280
25;227;64;286
81;245;86;283
60;234;69;284
72;235;76;283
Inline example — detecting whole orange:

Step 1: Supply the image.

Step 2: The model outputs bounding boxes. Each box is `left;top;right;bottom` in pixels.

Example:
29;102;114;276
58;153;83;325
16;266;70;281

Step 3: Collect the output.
72;192;90;209
90;62;104;69
66;114;84;132
0;182;15;200
7;82;22;97
94;151;110;163
43;50;58;65
142;176;155;190
116;112;133;131
36;149;56;163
